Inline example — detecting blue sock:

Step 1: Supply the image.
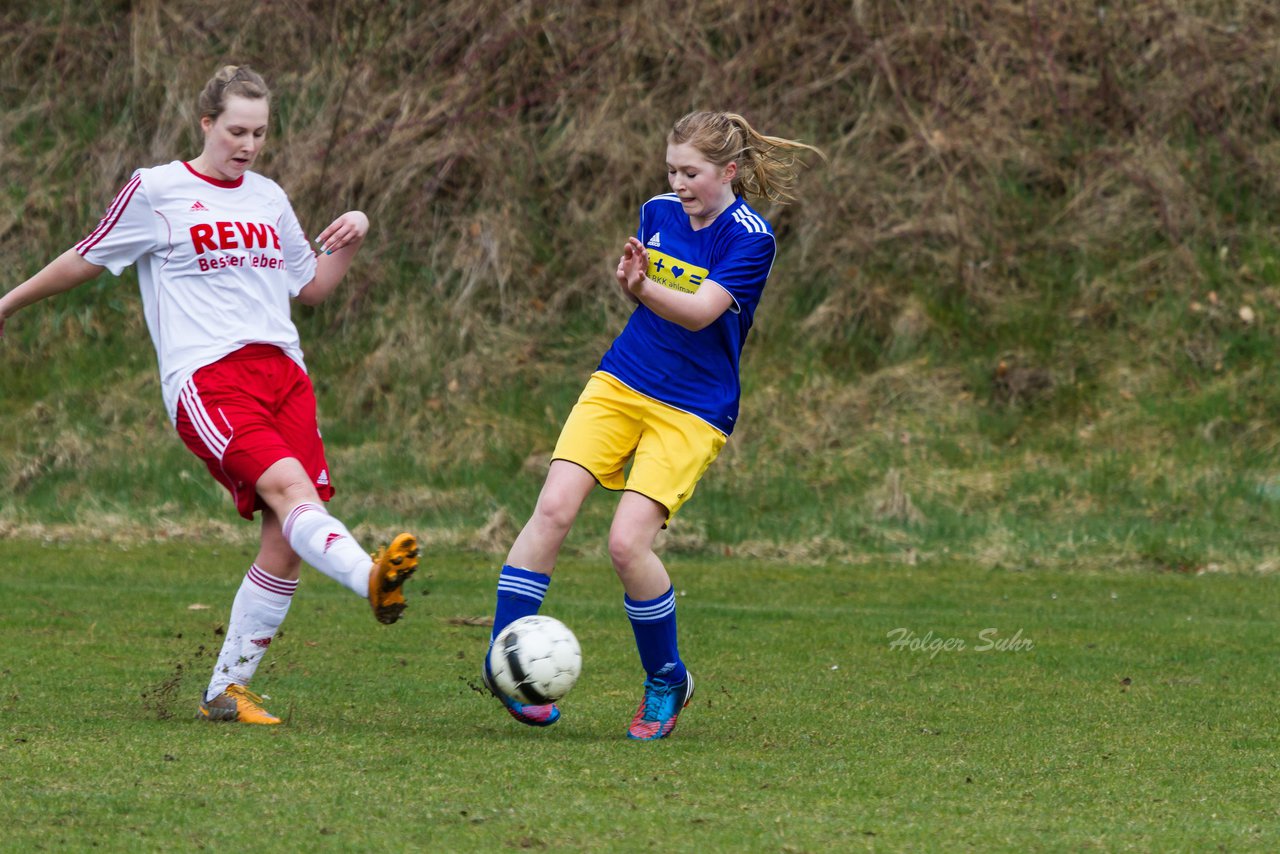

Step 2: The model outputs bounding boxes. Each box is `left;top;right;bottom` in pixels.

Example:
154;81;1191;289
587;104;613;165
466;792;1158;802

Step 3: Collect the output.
491;565;551;643
625;586;687;684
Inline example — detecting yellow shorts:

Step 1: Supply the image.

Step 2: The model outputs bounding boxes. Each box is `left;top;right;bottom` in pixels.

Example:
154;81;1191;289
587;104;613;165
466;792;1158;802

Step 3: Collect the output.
553;372;727;519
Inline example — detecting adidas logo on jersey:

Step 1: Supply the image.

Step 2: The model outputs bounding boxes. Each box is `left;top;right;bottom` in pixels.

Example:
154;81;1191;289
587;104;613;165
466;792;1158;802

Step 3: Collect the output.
190;200;208;211
647;232;661;248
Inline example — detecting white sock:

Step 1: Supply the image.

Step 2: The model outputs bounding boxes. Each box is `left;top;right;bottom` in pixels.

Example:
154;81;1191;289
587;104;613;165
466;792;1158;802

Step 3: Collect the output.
206;565;297;701
282;502;373;596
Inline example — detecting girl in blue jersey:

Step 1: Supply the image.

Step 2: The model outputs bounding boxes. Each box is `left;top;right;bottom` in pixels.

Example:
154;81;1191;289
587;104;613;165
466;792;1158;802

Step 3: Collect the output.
483;111;822;739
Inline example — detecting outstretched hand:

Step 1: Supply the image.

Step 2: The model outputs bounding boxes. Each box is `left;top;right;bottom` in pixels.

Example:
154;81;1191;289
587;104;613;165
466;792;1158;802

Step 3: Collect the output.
315;210;369;256
615;236;649;303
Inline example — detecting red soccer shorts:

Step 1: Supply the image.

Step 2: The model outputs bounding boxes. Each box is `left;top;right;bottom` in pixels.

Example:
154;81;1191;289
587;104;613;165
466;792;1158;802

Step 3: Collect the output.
175;344;335;520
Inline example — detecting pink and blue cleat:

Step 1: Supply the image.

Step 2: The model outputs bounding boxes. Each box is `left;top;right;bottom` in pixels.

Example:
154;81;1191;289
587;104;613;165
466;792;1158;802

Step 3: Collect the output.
627;672;694;740
482;653;560;727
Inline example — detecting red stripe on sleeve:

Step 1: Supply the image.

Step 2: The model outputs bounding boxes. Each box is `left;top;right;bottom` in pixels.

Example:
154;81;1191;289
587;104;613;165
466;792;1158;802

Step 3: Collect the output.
74;174;143;255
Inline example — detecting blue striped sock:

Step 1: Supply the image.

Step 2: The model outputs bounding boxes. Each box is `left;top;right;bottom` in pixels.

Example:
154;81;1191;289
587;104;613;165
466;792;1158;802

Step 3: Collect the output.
625;586;687;684
491;565;551;642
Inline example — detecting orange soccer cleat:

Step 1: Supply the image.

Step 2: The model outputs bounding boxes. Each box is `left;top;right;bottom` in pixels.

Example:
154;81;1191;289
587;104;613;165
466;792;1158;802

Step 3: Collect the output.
197;684;282;726
368;533;420;625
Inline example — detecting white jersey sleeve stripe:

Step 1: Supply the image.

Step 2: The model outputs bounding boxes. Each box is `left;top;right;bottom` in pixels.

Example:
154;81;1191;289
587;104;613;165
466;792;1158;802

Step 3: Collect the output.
179;379;230;459
75;174;143;255
732;208;767;235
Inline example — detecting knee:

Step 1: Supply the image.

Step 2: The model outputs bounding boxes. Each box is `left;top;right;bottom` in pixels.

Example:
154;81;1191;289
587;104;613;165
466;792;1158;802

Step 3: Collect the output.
257;472;317;514
608;527;644;575
531;491;579;534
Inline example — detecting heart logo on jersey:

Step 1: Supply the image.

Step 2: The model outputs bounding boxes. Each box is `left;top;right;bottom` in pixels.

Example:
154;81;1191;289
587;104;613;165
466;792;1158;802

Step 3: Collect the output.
671;265;685;279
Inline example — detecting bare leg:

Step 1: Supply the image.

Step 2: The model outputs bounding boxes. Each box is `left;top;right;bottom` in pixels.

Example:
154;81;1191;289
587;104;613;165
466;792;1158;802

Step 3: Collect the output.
506;460;598;575
255;505;302;581
611;490;695;740
608;490;670;599
483;461;598;725
255;457;324;523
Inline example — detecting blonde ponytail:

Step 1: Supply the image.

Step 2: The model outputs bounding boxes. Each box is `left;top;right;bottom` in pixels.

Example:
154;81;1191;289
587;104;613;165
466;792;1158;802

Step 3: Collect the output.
668;111;824;205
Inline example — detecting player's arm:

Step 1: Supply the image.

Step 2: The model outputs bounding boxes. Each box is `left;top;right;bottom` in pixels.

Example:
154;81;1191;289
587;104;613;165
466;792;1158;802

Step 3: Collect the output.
615;236;733;331
0;250;105;337
295;210;369;306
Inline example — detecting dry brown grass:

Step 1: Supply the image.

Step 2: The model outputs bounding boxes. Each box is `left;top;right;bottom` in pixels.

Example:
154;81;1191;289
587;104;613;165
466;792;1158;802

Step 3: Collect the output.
6;1;1277;323
5;2;1280;555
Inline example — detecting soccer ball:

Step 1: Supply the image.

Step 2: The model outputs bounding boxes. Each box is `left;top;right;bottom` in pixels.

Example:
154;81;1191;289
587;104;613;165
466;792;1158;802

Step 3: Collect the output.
488;615;582;705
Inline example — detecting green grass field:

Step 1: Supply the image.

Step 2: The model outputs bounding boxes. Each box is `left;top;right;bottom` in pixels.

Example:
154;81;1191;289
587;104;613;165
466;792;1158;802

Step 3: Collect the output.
7;4;1280;850
2;540;1276;852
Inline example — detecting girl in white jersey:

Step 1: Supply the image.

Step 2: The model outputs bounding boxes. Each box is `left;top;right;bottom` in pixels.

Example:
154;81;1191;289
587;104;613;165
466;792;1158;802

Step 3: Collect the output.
481;111;821;740
0;66;420;726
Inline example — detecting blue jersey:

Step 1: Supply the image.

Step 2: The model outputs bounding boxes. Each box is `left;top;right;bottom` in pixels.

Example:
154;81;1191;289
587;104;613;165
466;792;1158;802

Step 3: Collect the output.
598;194;776;435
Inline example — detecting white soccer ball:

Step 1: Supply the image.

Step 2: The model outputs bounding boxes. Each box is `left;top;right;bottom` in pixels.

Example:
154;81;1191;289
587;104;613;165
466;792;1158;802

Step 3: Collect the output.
488;615;582;704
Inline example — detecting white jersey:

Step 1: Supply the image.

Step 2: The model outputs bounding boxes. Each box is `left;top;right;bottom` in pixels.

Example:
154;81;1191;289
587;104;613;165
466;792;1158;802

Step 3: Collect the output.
76;161;319;422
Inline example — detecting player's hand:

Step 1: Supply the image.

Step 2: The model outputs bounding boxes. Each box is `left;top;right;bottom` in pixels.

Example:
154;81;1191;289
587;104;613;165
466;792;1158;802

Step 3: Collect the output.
315;210;369;255
614;237;648;303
